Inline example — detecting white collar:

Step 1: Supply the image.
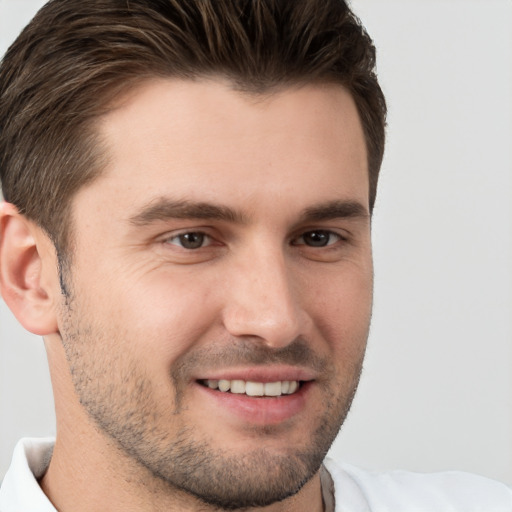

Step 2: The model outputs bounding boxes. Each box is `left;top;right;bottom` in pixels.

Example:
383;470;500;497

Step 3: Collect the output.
0;437;56;511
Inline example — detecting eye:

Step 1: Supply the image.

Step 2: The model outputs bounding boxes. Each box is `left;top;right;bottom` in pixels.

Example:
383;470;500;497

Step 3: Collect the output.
166;232;211;249
293;230;342;247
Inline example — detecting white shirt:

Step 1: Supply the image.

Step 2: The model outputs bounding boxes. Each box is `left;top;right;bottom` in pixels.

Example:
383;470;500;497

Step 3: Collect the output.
1;438;511;511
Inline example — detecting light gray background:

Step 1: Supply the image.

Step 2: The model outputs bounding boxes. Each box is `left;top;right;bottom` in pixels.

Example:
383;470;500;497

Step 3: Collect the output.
1;0;511;484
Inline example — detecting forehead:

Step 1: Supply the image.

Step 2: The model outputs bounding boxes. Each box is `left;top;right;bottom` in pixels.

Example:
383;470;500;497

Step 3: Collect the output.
101;78;365;155
78;78;369;221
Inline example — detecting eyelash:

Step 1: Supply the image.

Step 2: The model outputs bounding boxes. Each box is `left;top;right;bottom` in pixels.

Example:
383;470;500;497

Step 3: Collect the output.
165;229;345;250
166;232;214;250
292;230;344;248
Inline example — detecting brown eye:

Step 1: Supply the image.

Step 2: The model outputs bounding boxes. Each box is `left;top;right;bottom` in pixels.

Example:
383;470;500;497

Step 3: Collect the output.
168;232;209;249
294;230;340;247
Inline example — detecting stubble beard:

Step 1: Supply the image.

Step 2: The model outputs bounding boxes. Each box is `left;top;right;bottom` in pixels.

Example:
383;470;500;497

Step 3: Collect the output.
59;287;366;510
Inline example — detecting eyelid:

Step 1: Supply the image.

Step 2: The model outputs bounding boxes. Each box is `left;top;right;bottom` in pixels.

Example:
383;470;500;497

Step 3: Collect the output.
169;232;211;248
291;229;347;246
159;228;218;249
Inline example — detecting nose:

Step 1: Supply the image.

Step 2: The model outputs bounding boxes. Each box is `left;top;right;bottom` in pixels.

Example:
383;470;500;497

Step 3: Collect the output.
221;246;310;349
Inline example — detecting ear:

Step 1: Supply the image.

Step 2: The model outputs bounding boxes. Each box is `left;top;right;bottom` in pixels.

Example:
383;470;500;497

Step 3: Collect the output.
0;202;59;335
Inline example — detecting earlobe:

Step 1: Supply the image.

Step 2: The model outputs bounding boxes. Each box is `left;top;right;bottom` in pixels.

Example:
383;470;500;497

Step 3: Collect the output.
0;202;59;335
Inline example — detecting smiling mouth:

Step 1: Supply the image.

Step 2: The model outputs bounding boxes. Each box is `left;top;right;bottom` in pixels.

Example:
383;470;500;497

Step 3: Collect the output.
199;379;302;397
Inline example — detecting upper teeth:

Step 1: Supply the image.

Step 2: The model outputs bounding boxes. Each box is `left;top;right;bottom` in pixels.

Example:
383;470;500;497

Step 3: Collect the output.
204;379;299;397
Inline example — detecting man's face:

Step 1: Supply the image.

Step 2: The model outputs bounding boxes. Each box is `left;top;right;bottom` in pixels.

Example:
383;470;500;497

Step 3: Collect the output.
57;79;373;508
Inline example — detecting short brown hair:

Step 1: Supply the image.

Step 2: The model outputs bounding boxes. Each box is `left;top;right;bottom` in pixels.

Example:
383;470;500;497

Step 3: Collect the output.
0;0;386;254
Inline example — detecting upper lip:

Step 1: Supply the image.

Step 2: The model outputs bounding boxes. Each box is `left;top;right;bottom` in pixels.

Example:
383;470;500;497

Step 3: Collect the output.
195;365;317;383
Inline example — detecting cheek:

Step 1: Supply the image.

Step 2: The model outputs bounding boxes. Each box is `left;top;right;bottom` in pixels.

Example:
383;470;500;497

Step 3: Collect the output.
306;268;373;349
108;272;222;362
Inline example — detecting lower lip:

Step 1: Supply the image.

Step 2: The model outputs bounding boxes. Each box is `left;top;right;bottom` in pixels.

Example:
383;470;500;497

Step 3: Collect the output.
194;381;312;425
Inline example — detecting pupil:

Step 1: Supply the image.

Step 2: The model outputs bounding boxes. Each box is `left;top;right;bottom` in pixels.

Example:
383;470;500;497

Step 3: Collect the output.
180;232;204;249
305;231;329;247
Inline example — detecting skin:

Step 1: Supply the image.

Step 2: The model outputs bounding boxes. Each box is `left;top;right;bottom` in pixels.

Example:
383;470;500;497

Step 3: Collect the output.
0;78;373;511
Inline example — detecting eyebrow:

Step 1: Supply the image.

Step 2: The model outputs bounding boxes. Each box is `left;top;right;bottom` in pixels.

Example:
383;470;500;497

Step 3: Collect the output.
129;197;369;227
299;200;370;223
129;198;247;226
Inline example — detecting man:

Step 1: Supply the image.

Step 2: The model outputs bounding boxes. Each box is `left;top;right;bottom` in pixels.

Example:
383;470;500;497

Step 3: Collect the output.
0;1;510;511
